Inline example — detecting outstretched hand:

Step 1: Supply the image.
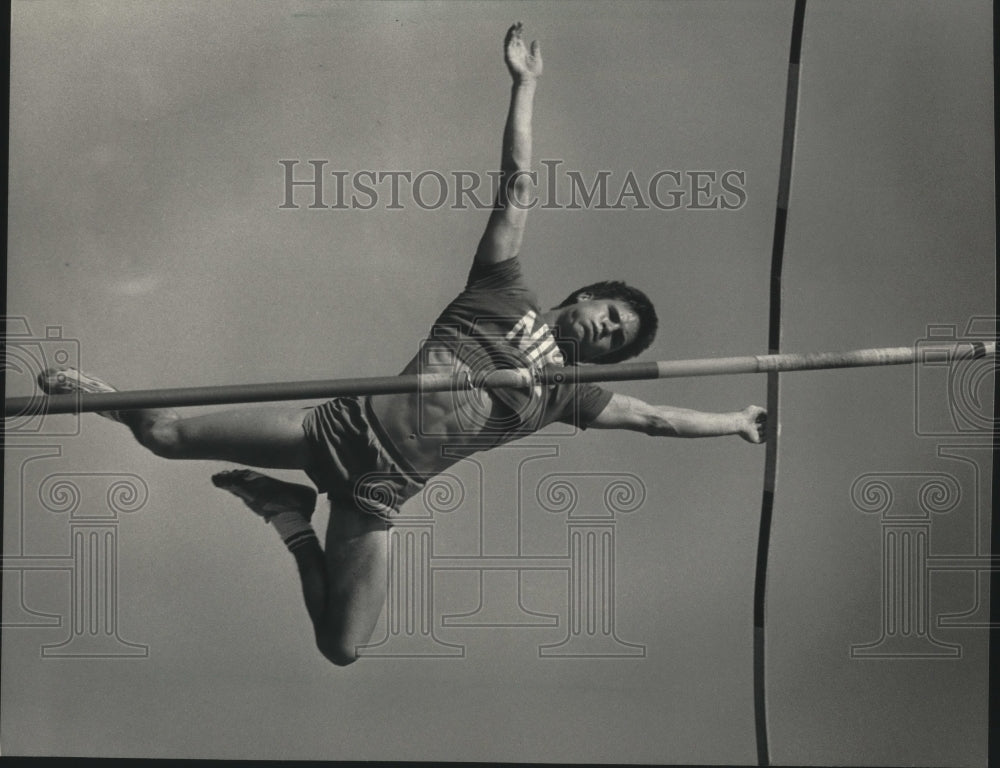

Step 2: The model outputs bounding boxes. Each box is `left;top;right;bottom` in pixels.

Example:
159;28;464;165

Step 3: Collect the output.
740;405;768;444
505;22;542;82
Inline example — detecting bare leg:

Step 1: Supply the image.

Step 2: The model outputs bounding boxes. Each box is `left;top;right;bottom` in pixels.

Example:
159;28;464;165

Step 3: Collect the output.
127;406;314;469
50;369;388;666
38;367;314;470
213;470;388;667
313;502;389;665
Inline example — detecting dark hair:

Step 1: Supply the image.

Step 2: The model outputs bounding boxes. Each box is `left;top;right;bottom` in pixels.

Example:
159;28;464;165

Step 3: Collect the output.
556;280;658;365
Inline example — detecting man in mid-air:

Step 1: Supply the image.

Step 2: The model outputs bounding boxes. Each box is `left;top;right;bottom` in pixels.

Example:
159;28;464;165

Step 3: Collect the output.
40;24;766;666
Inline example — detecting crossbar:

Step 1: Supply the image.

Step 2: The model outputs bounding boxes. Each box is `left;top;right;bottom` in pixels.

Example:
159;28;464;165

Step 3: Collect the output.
4;342;995;417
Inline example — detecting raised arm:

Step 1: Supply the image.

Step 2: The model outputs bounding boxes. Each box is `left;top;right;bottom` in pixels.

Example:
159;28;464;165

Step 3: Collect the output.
589;392;767;443
475;23;543;267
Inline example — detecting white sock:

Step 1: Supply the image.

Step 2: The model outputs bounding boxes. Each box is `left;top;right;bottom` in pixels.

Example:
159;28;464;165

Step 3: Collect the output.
269;511;318;552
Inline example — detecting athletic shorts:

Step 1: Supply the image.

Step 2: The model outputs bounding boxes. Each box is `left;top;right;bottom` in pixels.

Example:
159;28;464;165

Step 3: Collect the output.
301;396;427;524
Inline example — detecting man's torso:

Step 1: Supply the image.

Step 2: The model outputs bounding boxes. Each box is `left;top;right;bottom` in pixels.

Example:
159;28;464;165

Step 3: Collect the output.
368;258;610;477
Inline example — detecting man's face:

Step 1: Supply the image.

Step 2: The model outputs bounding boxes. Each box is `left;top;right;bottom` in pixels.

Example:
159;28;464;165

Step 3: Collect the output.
554;294;641;362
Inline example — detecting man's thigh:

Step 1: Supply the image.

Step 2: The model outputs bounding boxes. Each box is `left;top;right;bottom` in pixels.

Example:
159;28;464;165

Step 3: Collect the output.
172;406;313;469
320;502;391;657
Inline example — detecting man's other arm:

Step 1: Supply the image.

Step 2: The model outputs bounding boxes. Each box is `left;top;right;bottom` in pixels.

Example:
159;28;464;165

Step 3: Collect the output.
475;23;542;267
588;392;767;443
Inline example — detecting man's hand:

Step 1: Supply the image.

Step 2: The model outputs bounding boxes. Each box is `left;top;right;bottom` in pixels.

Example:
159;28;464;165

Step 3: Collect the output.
739;405;768;444
505;22;542;82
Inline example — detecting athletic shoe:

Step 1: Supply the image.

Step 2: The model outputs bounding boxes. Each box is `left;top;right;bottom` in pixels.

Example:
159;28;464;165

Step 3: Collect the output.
211;469;317;524
36;366;123;422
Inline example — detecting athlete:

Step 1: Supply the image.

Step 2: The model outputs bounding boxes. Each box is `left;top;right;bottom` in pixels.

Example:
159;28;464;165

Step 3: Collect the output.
38;24;766;666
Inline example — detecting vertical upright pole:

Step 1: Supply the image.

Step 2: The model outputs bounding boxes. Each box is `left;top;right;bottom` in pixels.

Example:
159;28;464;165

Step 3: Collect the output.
988;12;1000;763
754;2;806;764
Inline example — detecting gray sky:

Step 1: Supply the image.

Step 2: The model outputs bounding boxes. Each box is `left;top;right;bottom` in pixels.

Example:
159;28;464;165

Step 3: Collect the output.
3;0;995;764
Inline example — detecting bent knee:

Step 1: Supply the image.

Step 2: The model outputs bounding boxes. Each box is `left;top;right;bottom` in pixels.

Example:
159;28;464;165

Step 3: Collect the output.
316;635;359;667
140;418;184;459
325;650;358;668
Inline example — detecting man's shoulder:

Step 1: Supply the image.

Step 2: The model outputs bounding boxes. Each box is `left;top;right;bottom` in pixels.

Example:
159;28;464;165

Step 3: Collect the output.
449;257;540;320
465;256;529;292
